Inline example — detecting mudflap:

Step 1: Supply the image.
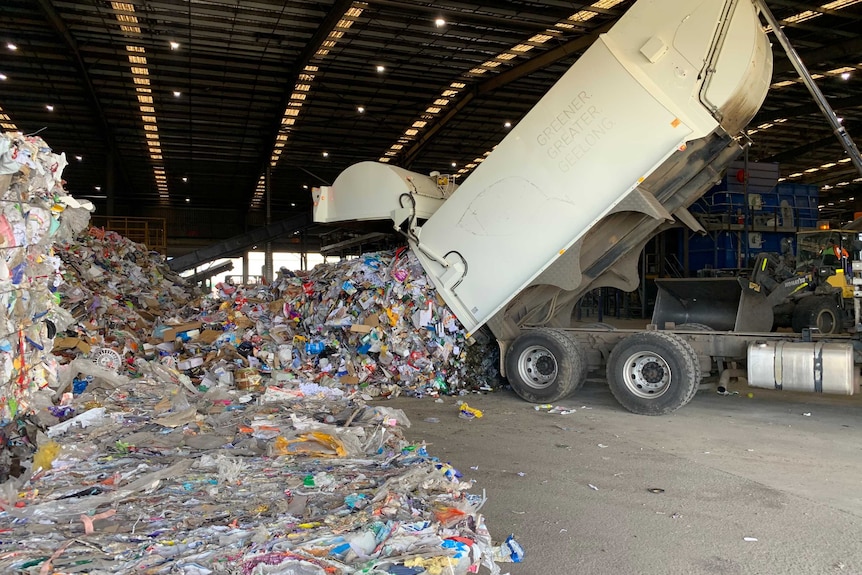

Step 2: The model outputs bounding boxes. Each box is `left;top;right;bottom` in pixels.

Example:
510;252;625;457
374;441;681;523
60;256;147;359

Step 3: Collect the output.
652;277;773;332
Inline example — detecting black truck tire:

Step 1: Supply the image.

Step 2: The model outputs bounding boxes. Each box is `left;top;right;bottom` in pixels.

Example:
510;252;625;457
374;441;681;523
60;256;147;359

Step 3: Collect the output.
505;329;587;403
606;331;701;415
791;296;843;334
674;323;714;381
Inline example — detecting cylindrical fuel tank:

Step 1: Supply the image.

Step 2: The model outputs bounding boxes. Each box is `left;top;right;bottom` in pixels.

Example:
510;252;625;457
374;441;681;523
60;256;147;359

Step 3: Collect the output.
747;341;857;395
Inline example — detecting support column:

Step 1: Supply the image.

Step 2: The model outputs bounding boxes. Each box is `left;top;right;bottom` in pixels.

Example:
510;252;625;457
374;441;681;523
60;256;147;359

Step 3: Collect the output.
106;152;115;216
242;252;249;285
264;165;274;282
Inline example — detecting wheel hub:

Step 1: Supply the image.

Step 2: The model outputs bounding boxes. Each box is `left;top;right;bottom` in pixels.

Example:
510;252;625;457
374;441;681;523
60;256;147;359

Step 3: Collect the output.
624;352;671;398
814;309;836;333
535;355;555;376
517;345;558;390
640;361;665;384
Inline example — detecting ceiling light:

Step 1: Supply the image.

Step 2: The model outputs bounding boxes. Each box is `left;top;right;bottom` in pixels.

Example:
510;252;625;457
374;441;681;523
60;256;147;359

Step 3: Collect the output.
185;197;190;203
357;106;365;113
302;185;308;189
291;202;296;207
75;155;83;161
0;73;6;81
94;186;101;191
451;162;457;167
504;121;512;128
170;41;180;50
46;104;54;111
6;43;16;51
173;90;181;97
376;65;385;73
182;176;188;182
322;151;329;157
841;72;851;80
435;18;446;27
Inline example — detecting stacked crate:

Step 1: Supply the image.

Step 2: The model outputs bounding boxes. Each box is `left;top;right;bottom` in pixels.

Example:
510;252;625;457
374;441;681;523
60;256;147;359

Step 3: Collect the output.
685;161;819;274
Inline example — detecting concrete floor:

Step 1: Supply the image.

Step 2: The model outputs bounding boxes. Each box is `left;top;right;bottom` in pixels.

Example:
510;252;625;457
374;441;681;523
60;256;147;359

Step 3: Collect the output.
387;377;862;575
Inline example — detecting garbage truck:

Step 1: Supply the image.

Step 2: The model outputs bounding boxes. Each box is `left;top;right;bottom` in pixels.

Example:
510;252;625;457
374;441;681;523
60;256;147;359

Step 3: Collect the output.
312;0;862;415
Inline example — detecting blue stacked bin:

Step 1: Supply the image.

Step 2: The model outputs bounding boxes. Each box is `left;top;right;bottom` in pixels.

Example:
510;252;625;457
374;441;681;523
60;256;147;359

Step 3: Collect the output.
684;161;820;275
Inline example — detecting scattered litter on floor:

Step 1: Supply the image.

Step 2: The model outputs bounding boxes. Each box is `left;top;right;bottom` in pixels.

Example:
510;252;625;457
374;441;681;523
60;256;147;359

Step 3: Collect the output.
493;535;524;563
0;134;519;574
457;401;483;420
588;483;599;491
647;488;665;494
803;412;812;417
533;405;575;415
743;537;759;542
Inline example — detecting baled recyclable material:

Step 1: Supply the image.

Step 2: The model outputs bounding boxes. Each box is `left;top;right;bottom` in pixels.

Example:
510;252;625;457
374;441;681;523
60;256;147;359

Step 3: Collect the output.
0;132;94;480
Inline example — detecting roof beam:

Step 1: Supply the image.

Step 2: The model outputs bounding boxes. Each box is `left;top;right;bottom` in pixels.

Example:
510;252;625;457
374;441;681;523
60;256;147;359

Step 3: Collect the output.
756;134;838;164
402;20;613;168
34;0;137;206
755;95;862;124
773;37;862;75
251;0;357;209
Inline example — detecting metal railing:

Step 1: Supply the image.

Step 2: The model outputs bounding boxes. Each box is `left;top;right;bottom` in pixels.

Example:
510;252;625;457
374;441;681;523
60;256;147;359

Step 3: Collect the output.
89;216;167;253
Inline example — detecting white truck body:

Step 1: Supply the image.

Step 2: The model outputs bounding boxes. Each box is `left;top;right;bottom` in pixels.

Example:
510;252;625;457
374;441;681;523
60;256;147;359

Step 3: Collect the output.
314;0;771;337
413;0;770;335
311;0;858;415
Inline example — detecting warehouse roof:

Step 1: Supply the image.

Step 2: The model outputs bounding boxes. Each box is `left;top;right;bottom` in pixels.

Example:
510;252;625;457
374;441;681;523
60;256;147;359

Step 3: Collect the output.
1;0;861;254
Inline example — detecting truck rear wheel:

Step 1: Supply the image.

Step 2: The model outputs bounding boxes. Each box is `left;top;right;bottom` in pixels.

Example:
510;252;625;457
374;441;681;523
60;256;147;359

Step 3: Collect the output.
606;332;700;415
505;329;587;403
675;323;714;382
791;296;843;334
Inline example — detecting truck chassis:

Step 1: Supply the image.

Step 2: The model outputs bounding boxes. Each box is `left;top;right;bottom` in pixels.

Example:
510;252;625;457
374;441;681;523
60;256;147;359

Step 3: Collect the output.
503;325;860;415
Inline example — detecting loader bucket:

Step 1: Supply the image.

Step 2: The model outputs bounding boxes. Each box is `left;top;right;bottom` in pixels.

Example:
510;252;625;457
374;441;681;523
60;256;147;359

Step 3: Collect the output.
652;277;774;332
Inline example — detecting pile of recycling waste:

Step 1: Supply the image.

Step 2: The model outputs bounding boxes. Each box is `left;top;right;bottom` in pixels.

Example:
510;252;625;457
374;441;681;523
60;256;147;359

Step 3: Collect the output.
0;132;519;574
3;373;519;574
